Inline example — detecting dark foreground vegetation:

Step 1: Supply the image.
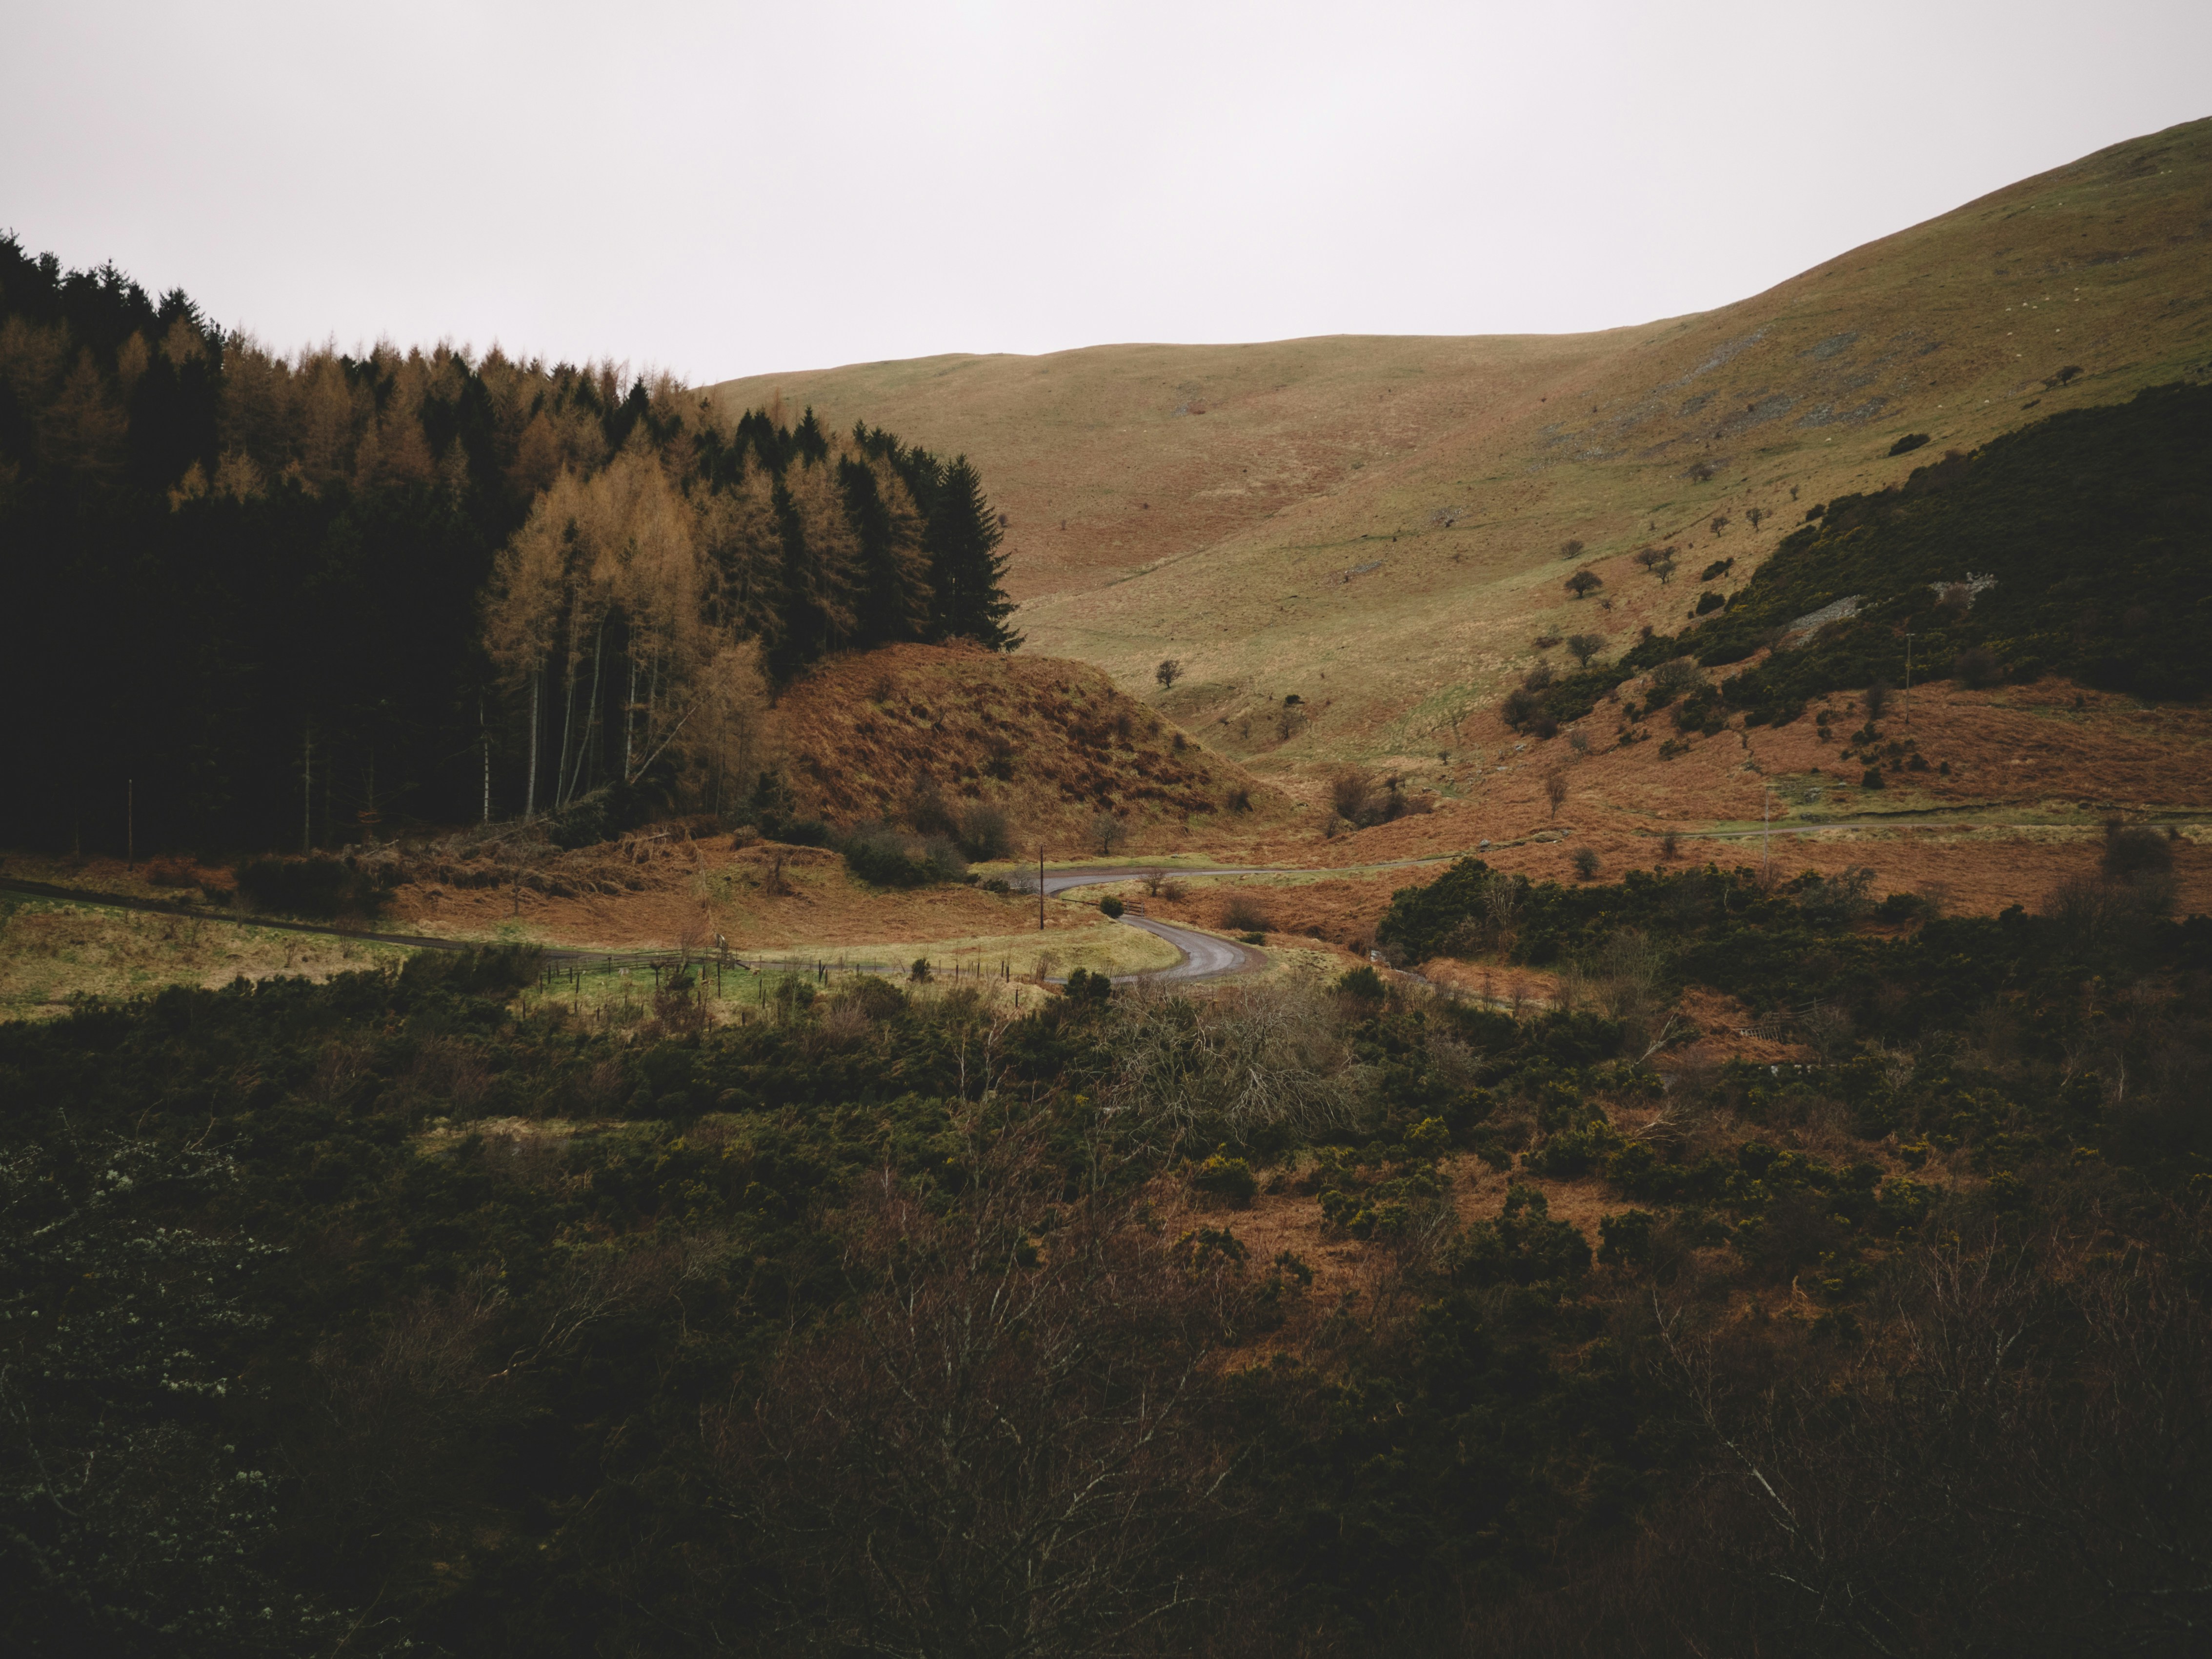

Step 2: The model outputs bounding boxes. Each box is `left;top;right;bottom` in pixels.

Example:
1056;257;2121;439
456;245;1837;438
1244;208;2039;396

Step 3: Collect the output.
5;839;2208;1656
1515;382;2212;736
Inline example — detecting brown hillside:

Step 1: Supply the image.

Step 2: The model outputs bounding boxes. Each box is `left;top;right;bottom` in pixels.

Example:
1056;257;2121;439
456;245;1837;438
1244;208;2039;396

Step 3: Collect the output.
774;643;1288;853
706;119;2212;772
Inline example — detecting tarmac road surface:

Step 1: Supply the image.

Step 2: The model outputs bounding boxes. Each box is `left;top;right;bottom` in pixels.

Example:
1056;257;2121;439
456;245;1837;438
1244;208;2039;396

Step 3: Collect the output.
1033;866;1274;984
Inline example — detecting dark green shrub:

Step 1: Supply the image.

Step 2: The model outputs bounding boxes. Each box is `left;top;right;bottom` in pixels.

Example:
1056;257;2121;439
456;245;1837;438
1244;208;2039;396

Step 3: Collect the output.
954;800;1013;861
1861;768;1886;790
1335;965;1387;1000
1695;590;1725;615
1099;895;1125;919
1454;1184;1591;1286
1597;1209;1657;1268
1888;432;1931;457
841;823;966;887
1063;966;1113;1003
2101;821;2174;882
1191;1150;1258;1205
234;856;391;920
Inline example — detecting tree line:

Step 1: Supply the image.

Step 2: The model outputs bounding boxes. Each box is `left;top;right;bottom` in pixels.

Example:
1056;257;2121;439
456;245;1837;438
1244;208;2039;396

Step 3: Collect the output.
0;236;1016;855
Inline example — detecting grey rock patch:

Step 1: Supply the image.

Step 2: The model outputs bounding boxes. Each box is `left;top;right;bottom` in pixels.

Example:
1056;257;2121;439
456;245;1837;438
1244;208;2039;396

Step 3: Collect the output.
1790;595;1863;632
1797;396;1889;428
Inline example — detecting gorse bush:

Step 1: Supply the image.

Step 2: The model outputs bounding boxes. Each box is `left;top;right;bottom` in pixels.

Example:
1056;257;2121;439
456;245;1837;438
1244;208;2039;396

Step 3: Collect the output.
1494;385;2212;739
2;851;2209;1655
838;822;966;887
234;854;393;919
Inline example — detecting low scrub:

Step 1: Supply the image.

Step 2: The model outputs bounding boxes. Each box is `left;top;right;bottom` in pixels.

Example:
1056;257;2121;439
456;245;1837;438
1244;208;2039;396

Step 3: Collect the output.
1503;385;2212;736
838;822;968;887
234;855;393;920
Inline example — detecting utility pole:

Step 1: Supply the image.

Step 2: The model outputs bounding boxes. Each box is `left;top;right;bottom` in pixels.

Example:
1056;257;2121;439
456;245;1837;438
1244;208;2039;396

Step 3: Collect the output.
126;778;133;866
303;726;312;853
1762;783;1773;882
481;698;490;823
1038;843;1046;932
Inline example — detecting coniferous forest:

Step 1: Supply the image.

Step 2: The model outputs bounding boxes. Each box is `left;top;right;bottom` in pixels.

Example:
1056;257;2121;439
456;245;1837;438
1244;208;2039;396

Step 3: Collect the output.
0;238;1017;856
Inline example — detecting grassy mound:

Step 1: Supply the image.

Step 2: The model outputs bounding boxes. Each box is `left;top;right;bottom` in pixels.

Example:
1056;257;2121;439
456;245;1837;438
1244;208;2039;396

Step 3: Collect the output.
775;642;1280;847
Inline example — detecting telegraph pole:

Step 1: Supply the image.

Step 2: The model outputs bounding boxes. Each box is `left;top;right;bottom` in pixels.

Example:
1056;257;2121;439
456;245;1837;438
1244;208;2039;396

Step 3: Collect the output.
126;778;134;866
1038;843;1046;931
303;726;313;853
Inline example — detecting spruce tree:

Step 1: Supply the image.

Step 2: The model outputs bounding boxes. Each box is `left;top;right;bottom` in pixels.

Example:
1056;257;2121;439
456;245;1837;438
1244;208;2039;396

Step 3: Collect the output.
838;455;925;648
925;456;1020;650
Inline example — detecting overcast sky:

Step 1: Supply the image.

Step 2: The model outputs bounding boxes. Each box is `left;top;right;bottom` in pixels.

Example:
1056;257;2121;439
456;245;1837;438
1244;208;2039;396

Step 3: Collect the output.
3;1;2205;383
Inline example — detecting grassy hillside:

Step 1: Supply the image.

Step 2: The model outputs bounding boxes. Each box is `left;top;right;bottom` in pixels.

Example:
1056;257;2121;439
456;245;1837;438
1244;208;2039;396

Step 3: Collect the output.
704;118;2212;774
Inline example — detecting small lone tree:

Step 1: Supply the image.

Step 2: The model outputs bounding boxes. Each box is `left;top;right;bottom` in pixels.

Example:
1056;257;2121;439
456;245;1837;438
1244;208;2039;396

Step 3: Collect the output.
1545;769;1568;818
1566;632;1604;667
1570;845;1600;880
1090;811;1124;856
1559;538;1585;560
1565;570;1603;601
1155;658;1182;691
1709;514;1730;537
1745;506;1765;531
1653;554;1677;586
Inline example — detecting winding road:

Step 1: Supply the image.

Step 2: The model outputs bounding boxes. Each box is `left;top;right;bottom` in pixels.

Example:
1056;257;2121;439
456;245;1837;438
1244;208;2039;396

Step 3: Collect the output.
17;807;2166;992
1033;866;1282;985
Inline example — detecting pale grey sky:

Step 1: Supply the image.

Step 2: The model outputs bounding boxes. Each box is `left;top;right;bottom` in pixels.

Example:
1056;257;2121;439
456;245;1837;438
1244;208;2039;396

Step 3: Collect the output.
3;0;2204;382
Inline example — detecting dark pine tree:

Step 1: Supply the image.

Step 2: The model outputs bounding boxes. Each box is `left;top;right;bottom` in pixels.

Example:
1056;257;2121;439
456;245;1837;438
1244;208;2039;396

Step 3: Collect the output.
924;456;1020;650
838;455;926;648
766;475;832;681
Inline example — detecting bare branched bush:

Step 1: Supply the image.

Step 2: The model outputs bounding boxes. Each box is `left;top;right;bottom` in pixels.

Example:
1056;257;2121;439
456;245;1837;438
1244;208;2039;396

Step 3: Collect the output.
701;1122;1247;1657
1104;979;1363;1143
1637;1225;2212;1656
1218;891;1274;934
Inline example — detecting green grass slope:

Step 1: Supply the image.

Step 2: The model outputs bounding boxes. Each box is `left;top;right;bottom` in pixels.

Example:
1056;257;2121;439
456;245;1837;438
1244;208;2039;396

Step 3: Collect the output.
706;119;2212;771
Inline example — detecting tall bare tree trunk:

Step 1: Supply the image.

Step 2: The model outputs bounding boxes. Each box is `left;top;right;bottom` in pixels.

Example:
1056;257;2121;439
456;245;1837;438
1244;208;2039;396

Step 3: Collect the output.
623;653;637;782
568;615;605;805
525;670;541;820
554;601;578;808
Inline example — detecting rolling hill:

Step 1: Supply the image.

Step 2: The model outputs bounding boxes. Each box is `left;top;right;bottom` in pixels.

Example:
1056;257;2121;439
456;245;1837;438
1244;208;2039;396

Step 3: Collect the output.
706;118;2212;781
